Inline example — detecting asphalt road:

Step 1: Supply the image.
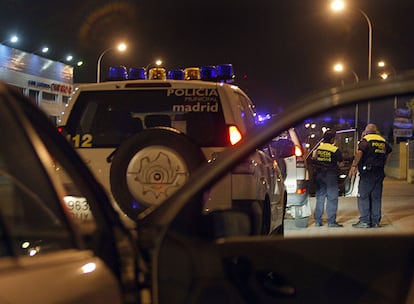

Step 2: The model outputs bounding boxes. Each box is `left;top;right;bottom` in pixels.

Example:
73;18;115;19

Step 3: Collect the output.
284;177;414;237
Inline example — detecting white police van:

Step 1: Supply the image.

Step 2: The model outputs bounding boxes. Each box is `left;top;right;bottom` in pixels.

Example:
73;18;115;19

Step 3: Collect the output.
59;64;288;235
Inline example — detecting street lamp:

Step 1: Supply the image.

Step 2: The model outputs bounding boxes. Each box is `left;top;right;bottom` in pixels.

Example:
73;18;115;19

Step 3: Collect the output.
333;62;359;130
9;35;19;44
331;0;373;122
96;42;127;83
378;60;398;109
333;63;359;83
145;59;163;70
1;35;19;45
377;60;396;80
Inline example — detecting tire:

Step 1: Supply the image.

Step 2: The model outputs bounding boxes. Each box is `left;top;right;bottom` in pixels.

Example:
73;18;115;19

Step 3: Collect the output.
260;199;271;235
294;206;309;228
109;128;206;221
273;190;287;235
233;200;270;235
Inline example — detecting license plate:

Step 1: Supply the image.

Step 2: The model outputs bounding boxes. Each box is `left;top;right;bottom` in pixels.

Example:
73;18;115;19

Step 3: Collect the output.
63;196;93;222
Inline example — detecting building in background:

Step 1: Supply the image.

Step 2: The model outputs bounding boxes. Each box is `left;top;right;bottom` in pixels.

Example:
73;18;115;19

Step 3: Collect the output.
0;44;73;125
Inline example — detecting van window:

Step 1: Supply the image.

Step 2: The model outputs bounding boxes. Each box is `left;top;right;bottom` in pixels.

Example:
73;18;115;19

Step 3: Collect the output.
66;89;229;147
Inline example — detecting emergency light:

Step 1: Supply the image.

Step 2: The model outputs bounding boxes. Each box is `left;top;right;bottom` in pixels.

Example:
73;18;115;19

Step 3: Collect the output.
129;67;146;80
108;66;128;80
148;67;167;80
107;63;235;82
200;66;217;81
167;69;185;80
184;67;201;80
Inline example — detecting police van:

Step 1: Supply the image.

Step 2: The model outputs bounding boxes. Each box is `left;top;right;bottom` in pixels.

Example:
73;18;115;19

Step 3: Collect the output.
59;64;287;235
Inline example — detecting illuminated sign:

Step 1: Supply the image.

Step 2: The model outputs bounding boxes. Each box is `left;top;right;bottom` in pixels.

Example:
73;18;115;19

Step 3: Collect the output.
28;80;72;95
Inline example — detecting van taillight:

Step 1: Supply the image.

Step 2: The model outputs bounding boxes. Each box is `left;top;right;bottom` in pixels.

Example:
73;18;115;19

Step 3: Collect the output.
294;145;303;157
229;126;242;145
57;127;63;133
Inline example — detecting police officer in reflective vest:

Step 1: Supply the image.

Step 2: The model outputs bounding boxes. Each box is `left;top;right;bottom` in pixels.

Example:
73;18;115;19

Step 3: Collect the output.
312;130;344;227
350;124;392;228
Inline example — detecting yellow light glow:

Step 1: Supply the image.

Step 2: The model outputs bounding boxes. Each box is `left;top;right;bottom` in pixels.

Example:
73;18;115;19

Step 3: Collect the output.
117;43;127;52
331;0;345;11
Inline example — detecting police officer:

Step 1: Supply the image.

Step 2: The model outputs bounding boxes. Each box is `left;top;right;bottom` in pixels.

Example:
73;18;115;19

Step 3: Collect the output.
349;124;392;228
312;130;344;227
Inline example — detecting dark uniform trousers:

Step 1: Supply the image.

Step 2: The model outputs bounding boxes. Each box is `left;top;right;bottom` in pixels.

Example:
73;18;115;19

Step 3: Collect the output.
314;169;339;224
357;167;385;225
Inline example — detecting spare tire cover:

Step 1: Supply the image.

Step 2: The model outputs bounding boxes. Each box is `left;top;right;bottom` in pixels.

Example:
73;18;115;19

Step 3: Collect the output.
110;127;206;220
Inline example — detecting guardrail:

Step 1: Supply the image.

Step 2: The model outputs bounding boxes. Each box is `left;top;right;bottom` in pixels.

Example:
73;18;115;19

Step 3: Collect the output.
385;140;414;183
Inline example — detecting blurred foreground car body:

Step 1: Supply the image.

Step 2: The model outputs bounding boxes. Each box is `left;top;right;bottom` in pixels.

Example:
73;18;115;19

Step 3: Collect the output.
133;73;414;303
0;83;139;303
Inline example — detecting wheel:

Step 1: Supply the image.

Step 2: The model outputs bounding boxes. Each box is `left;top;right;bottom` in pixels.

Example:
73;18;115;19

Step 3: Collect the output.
294;206;309;228
109;127;206;220
233;200;270;235
260;199;271;235
272;190;287;235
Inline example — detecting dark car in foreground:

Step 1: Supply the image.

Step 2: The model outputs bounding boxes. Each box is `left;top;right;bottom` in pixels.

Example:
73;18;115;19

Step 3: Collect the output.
133;73;414;303
0;83;139;303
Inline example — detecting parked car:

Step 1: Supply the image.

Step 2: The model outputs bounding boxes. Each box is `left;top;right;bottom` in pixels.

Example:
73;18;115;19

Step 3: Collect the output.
271;128;311;228
134;73;414;303
59;65;287;235
0;82;139;303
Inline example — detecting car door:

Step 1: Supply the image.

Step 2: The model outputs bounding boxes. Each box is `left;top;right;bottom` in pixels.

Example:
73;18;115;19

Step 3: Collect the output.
137;76;414;304
0;86;124;303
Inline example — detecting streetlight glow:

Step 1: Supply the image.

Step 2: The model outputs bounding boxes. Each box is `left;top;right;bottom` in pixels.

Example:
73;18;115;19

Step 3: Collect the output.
331;0;345;11
333;63;344;72
10;35;18;43
117;43;127;52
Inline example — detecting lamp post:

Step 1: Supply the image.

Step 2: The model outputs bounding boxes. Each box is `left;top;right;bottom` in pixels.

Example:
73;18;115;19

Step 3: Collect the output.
96;43;127;83
377;60;397;80
333;63;359;130
1;35;19;45
378;60;398;109
331;0;373;122
333;63;359;83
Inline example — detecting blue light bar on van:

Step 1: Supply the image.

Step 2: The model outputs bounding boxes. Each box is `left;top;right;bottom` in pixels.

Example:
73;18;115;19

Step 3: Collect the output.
200;66;217;81
167;69;185;80
129;67;146;80
217;64;235;82
108;66;128;80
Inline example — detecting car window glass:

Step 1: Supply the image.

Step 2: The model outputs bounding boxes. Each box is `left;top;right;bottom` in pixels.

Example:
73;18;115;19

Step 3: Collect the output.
67;90;229;148
0;107;74;257
236;93;256;131
193;95;414;238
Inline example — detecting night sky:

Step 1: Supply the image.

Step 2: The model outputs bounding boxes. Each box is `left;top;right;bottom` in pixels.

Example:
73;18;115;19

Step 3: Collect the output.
1;0;414;114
